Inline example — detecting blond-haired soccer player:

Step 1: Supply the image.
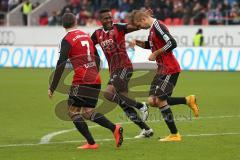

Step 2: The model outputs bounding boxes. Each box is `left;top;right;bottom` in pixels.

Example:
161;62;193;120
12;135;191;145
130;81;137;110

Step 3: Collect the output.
129;10;199;142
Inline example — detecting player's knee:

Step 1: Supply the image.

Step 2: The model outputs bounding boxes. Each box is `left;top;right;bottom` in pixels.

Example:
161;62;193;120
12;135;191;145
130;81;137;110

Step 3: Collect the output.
103;90;115;102
81;108;95;120
68;106;79;117
68;106;81;121
148;97;157;107
156;98;167;108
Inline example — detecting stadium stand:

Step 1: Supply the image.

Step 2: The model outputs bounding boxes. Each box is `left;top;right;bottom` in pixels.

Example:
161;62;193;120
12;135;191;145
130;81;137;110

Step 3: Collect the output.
1;0;239;26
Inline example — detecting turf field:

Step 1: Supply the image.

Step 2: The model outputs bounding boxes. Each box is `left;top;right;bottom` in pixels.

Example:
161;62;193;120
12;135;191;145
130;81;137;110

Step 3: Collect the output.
0;68;239;160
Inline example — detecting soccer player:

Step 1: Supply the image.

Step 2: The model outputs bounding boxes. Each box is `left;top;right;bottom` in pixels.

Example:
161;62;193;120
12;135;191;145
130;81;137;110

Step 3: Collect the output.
91;8;153;138
48;13;123;149
129;10;199;141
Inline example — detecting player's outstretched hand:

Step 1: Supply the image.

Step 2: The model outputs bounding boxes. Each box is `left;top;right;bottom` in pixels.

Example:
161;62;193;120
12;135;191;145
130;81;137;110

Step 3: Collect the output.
128;40;136;48
148;53;157;61
48;89;53;99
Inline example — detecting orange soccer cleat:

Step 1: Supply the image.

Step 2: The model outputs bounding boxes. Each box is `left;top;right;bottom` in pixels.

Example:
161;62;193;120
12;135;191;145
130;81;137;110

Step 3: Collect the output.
114;124;124;148
77;143;99;150
186;95;199;117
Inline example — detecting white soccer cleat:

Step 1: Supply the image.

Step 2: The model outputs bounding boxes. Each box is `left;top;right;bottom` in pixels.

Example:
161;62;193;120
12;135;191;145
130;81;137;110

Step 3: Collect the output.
139;102;149;122
134;129;154;139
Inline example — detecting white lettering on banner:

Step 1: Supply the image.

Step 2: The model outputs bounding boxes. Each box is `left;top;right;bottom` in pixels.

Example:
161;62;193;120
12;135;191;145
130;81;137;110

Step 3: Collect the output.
0;46;239;71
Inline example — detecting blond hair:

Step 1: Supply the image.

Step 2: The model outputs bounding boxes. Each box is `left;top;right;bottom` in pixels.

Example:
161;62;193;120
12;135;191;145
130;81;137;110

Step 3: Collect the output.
128;10;150;24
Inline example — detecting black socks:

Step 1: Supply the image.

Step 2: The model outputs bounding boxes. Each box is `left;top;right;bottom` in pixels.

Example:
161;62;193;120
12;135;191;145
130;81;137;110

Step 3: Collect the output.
73;116;95;145
91;113;116;132
123;106;150;130
167;97;186;106
112;92;144;110
160;105;178;134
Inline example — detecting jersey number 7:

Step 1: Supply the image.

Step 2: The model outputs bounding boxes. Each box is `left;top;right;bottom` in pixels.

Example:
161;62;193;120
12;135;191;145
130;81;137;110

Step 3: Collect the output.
81;41;92;62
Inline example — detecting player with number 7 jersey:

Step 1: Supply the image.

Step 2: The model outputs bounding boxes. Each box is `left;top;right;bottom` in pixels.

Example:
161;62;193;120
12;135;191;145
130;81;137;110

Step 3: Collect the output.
49;13;123;149
49;28;101;92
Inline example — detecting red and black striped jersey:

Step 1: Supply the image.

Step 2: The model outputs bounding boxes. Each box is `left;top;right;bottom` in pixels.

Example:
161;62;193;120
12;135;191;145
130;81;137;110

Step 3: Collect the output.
50;29;101;92
148;19;181;74
91;24;133;73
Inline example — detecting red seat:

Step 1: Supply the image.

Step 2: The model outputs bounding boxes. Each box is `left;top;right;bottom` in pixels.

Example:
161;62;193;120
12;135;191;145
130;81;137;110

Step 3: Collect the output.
96;20;102;26
202;18;208;25
164;18;172;25
172;18;183;25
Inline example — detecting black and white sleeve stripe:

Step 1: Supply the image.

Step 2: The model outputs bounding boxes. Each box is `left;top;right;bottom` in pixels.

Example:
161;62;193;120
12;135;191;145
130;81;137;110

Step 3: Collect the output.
153;20;177;53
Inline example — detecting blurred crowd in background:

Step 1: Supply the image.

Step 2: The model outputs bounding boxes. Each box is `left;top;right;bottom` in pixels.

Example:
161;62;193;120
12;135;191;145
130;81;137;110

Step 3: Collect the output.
0;0;240;26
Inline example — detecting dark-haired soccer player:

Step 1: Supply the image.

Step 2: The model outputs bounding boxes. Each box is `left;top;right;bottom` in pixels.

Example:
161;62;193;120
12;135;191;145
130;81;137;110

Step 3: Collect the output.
129;10;199;141
91;8;153;138
48;13;123;149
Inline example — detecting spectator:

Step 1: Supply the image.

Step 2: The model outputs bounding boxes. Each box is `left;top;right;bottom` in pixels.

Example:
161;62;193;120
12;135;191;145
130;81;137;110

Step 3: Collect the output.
208;3;224;24
192;2;206;25
0;0;8;25
32;2;40;10
193;28;204;47
154;7;165;21
0;0;8;12
119;0;131;12
171;0;184;19
48;11;59;26
39;11;48;26
60;1;73;17
182;0;194;25
229;1;240;24
35;0;240;26
71;0;80;15
86;16;98;27
8;0;20;11
129;0;144;10
77;6;91;26
21;0;32;26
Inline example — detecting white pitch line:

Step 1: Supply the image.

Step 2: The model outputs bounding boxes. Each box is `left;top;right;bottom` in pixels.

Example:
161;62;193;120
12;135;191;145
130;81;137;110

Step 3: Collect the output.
39;114;240;144
39;129;76;144
0;132;240;148
39;122;133;144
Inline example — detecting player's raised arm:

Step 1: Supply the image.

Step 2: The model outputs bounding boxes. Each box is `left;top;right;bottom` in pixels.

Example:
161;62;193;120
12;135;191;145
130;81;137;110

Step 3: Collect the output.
49;39;71;97
129;39;151;49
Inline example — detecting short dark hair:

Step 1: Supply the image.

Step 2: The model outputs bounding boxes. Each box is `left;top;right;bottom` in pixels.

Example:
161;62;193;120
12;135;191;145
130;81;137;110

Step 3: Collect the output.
62;13;76;29
99;8;111;14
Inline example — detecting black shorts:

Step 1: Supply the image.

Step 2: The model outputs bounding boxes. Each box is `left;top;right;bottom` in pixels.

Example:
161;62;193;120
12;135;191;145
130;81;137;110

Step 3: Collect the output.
68;84;101;108
149;73;179;100
108;68;133;92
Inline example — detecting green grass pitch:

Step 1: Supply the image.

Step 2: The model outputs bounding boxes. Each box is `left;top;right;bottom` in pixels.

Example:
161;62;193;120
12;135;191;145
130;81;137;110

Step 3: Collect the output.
0;68;239;160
